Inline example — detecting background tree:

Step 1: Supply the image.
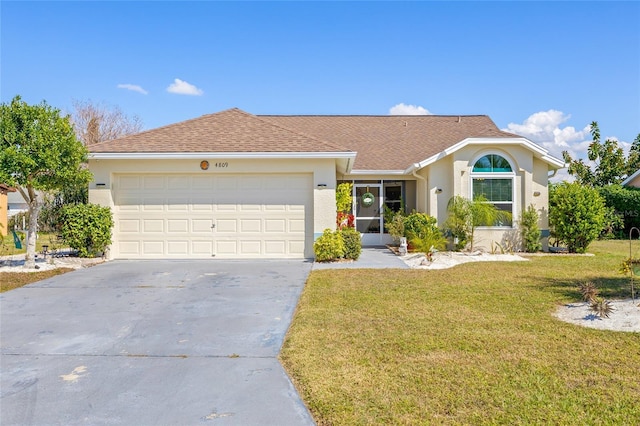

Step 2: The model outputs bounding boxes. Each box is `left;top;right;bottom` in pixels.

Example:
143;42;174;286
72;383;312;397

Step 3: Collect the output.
71;99;143;145
0;96;92;268
562;121;631;186
625;134;640;177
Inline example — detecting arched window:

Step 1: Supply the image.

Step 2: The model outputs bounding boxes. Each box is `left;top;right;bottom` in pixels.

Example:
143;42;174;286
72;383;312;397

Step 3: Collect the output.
471;154;514;227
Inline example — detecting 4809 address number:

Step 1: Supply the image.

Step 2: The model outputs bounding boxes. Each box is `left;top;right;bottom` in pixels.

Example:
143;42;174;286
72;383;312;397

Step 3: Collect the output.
215;162;229;168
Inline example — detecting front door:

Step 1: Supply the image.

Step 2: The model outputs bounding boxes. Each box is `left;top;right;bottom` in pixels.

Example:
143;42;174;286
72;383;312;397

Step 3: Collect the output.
354;184;383;246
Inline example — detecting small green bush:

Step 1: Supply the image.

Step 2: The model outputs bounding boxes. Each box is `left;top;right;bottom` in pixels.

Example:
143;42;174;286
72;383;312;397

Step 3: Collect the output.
520;204;542;252
403;212;437;239
60;203;113;258
314;228;345;262
340;227;362;260
384;211;405;243
549;182;606;253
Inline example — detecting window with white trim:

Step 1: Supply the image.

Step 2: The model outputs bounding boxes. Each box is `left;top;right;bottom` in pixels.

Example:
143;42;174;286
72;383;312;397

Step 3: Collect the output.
471;154;514;227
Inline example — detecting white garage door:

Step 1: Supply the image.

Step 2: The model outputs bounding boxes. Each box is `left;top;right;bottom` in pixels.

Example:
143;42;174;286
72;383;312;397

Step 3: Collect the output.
113;173;312;259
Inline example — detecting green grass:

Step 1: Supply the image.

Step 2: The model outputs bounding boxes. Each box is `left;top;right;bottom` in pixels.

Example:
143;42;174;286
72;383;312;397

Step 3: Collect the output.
280;240;640;425
0;231;62;256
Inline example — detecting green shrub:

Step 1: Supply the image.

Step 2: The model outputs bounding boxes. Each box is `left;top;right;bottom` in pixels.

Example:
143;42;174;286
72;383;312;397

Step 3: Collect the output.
403;212;437;239
60;203;113;258
336;182;353;213
549;182;606;253
598;185;640;236
340;227;362;260
314;228;345;262
520;204;542;252
384;211;405;243
443;196;472;251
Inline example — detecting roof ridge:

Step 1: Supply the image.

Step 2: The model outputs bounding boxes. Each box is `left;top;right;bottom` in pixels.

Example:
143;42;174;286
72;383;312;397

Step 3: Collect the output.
259;114;491;118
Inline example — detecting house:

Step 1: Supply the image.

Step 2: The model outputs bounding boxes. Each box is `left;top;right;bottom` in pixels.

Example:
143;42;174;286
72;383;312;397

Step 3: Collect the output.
622;169;640;188
88;108;565;259
0;184;17;237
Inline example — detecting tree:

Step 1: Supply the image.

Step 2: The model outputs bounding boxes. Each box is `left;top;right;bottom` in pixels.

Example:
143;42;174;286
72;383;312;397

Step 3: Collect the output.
549;182;606;253
562;121;629;187
0;96;92;268
625;134;640;177
71;99;143;145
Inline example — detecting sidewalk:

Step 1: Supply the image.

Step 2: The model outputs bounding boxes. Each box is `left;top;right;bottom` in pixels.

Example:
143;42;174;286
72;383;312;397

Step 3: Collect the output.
312;246;409;270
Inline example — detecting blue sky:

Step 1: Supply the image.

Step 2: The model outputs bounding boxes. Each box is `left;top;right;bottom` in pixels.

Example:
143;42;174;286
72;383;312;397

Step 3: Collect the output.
2;1;639;176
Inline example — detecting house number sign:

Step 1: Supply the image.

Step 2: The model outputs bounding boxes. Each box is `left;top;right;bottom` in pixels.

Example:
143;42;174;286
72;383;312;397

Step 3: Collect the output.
200;161;230;170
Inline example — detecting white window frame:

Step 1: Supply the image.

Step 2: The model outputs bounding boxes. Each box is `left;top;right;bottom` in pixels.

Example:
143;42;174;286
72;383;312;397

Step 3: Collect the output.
469;152;516;229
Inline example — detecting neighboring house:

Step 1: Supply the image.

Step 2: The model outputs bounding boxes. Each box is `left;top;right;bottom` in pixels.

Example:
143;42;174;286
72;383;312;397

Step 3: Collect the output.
6;190;28;220
88;108;565;259
0;184;17;236
622;169;640;188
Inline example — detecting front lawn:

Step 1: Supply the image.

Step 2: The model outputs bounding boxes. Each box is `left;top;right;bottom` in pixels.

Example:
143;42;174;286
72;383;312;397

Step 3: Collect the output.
280;240;640;424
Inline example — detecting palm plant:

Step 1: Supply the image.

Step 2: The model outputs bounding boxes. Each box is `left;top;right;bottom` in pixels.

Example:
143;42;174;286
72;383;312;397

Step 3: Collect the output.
589;297;615;319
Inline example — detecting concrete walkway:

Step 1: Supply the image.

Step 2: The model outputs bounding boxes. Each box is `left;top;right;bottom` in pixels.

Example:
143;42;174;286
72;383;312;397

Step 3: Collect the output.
312;246;409;270
1;260;315;426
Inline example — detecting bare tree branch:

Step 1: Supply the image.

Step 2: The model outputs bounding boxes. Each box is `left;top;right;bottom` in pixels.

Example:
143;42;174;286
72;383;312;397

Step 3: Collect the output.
71;99;143;145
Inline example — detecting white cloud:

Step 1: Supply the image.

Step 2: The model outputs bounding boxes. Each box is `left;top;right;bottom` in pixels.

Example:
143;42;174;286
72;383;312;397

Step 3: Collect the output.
117;83;148;95
389;103;432;115
502;110;591;163
166;78;204;96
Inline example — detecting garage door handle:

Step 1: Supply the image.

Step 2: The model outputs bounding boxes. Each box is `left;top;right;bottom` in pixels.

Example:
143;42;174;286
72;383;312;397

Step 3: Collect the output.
211;224;216;229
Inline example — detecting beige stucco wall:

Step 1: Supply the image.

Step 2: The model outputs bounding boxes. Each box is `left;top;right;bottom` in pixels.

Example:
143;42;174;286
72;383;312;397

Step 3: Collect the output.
0;193;7;236
626;173;640;188
88;157;338;258
415;144;552;252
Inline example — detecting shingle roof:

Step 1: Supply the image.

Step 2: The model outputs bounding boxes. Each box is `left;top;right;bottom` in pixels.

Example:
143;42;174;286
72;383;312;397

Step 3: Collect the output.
90;108;524;171
89;108;351;154
263;114;521;170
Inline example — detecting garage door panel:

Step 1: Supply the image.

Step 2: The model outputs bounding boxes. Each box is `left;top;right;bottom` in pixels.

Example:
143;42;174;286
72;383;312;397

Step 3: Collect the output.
240;240;261;254
192;241;213;255
114;173;311;259
167;241;189;255
167;200;189;211
240;219;261;232
265;219;286;233
119;219;139;233
143;176;165;189
168;219;189;233
265;240;286;255
142;241;164;255
216;219;237;233
168;176;189;189
191;219;213;233
215;240;237;255
142;199;164;211
119;241;140;255
143;219;164;233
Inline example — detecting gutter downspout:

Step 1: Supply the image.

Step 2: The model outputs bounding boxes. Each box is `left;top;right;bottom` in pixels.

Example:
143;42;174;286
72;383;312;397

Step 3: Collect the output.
411;164;428;213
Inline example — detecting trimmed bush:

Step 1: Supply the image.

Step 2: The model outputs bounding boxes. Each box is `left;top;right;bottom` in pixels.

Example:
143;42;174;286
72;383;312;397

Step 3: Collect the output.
520;204;542;252
549;182;606;253
60;203;113;258
314;228;345;262
340;227;362;260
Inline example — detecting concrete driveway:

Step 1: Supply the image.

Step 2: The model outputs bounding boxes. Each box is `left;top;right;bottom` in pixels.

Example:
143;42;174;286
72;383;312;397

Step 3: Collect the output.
1;260;315;425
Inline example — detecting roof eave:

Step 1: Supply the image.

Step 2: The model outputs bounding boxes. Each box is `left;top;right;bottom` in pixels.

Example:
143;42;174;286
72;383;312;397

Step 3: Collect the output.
409;137;566;172
89;152;356;160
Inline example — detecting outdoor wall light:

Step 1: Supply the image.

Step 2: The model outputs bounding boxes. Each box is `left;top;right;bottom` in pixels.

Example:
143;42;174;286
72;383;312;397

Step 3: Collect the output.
317;184;327;188
96;183;106;187
533;191;541;197
435;188;443;194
